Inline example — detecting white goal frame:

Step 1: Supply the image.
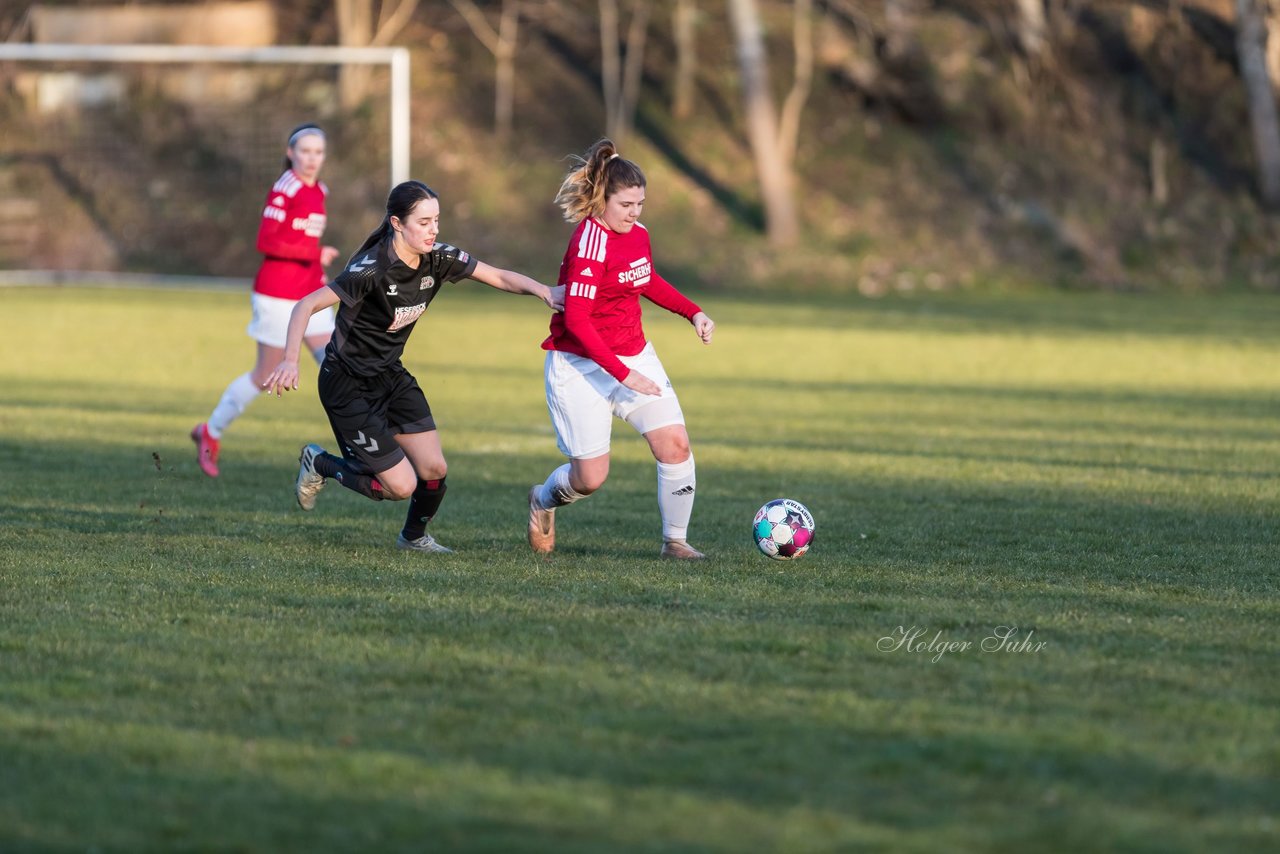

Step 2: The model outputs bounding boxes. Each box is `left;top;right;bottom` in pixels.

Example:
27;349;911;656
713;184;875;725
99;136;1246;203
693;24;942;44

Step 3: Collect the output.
0;43;411;187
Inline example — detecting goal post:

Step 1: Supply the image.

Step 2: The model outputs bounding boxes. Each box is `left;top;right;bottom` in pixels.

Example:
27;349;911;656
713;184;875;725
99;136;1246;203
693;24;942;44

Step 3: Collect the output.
0;42;410;278
0;43;411;187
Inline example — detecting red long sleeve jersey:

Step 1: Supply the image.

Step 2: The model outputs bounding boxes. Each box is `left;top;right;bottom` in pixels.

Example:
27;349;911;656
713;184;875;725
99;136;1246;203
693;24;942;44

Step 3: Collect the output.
542;218;701;382
252;170;328;300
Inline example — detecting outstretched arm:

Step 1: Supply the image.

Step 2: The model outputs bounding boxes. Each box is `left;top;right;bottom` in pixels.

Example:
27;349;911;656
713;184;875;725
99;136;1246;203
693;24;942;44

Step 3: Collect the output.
262;286;340;395
468;260;564;311
643;272;714;344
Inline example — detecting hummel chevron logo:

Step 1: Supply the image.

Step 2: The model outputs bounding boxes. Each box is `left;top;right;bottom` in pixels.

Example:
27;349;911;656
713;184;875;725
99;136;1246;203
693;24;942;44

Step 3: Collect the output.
350;253;375;272
670;485;695;496
352;431;380;453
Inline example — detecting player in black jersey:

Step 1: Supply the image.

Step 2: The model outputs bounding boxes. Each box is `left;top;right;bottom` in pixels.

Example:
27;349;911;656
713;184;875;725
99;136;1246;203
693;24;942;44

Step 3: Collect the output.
263;180;563;553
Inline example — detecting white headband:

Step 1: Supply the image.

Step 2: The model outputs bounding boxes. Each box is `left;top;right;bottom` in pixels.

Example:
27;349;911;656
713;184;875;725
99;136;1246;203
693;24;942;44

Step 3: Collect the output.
289;127;325;147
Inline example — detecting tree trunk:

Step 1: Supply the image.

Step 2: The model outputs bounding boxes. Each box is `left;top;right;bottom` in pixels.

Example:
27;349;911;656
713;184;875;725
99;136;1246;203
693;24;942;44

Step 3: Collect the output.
335;0;420;108
726;0;800;246
599;0;651;145
1237;0;1280;205
777;0;813;168
883;0;917;62
495;0;519;142
672;0;697;119
617;0;652;143
335;0;374;109
449;0;520;141
1015;0;1048;57
1265;0;1280;87
600;0;622;138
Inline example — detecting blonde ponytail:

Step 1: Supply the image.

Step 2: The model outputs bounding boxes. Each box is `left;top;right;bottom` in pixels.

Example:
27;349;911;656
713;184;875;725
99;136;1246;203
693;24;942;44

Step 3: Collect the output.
555;138;646;223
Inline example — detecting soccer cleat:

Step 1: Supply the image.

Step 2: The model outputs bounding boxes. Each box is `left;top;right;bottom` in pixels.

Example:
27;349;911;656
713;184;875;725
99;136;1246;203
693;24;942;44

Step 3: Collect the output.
396;533;455;554
527;486;555;554
190;423;220;478
295;443;327;511
660;539;707;560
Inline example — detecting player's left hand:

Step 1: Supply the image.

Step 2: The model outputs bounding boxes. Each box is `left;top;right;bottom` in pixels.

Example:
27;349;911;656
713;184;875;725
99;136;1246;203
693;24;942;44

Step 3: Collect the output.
320;245;341;267
692;312;715;344
545;285;566;312
262;360;300;396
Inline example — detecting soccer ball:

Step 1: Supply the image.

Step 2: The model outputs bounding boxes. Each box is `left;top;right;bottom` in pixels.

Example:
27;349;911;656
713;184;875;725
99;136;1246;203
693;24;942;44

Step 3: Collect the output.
753;498;816;560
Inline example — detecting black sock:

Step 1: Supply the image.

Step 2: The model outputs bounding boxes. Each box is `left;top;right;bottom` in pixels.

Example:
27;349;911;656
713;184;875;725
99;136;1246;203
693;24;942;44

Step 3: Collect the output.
314;452;386;501
401;477;447;540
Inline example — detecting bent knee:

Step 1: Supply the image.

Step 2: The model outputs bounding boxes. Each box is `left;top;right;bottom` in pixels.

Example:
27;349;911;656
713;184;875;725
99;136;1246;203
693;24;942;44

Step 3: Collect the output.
378;471;418;500
416;462;447;482
573;470;608;495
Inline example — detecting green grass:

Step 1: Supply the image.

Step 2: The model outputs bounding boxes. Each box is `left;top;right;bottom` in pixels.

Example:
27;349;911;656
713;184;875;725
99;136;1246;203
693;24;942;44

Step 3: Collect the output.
1;284;1277;852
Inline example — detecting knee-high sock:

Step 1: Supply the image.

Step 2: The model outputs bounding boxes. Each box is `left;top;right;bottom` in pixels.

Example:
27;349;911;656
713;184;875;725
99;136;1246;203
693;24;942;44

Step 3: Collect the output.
314;453;386;501
656;455;696;541
402;477;447;540
533;463;587;510
207;373;261;438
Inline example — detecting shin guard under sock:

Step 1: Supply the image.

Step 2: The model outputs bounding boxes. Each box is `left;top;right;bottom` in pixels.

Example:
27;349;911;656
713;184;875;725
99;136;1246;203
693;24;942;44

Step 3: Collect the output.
314;452;386;500
401;477;447;540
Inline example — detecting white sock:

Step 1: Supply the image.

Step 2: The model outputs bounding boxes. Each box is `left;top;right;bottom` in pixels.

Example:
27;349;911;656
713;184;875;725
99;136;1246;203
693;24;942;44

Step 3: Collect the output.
207;372;262;438
535;463;586;509
656;455;696;541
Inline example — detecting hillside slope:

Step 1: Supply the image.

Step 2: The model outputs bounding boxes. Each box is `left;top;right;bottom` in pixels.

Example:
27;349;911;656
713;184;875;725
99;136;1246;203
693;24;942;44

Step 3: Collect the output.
0;0;1273;292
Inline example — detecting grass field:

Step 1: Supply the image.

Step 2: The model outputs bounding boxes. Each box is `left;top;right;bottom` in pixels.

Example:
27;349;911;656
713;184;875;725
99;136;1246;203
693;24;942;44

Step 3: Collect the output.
0;284;1277;852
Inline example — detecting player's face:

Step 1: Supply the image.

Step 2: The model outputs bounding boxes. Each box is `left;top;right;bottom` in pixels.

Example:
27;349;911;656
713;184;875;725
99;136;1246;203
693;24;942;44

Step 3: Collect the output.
602;185;645;233
392;197;441;254
289;134;326;183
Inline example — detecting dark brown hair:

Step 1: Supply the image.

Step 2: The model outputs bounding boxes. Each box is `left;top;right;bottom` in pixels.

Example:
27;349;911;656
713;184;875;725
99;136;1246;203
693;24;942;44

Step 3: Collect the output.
352;180;440;257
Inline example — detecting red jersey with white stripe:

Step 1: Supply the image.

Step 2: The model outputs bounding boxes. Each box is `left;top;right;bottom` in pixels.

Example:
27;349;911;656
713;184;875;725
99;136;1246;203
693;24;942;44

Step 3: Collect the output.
253;170;329;300
542;218;701;382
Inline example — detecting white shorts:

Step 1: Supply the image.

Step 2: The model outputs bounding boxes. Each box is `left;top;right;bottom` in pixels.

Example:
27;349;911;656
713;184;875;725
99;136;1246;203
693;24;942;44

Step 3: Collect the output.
246;292;335;349
545;342;686;459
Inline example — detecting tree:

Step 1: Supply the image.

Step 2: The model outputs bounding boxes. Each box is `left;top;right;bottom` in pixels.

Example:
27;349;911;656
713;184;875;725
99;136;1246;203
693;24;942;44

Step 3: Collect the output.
672;0;698;119
334;0;421;108
726;0;808;246
1236;0;1280;205
599;0;652;144
1014;0;1048;57
448;0;521;142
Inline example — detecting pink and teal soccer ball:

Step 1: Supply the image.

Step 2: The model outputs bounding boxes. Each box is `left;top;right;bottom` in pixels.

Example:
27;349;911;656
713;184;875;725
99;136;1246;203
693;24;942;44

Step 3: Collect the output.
753;498;816;560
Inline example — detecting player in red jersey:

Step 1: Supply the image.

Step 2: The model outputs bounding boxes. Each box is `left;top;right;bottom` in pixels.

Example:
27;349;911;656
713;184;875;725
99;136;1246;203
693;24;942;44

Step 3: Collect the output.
191;123;341;477
262;180;563;554
527;139;716;559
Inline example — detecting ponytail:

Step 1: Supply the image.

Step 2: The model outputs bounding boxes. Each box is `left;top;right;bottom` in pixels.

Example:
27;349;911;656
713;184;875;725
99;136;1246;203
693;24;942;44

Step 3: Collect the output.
351;180;440;260
555;138;646;223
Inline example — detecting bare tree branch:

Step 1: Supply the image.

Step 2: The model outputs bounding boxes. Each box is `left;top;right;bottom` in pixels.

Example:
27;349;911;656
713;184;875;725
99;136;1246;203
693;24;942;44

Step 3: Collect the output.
371;0;421;46
778;0;813;168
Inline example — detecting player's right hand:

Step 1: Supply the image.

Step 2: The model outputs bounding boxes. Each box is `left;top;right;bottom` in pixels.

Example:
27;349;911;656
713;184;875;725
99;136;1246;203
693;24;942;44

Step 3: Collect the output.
263;360;300;396
621;370;662;397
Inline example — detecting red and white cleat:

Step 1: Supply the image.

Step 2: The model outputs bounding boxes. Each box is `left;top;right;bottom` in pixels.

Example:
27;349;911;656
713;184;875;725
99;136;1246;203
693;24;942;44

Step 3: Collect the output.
190;423;220;478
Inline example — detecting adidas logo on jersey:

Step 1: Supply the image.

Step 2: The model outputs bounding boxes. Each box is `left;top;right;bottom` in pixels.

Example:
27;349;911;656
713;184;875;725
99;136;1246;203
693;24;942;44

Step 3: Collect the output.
580;267;594;277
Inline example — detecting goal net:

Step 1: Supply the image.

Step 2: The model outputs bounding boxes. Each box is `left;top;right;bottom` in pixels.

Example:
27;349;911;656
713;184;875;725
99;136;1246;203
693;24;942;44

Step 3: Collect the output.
0;44;409;279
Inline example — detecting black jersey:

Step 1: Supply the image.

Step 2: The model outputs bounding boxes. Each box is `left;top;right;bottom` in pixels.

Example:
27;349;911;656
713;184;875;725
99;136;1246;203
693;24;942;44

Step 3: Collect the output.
325;235;478;376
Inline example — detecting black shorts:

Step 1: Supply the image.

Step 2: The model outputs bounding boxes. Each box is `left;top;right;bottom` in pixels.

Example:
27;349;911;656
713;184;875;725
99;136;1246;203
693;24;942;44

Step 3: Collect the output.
317;360;436;473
